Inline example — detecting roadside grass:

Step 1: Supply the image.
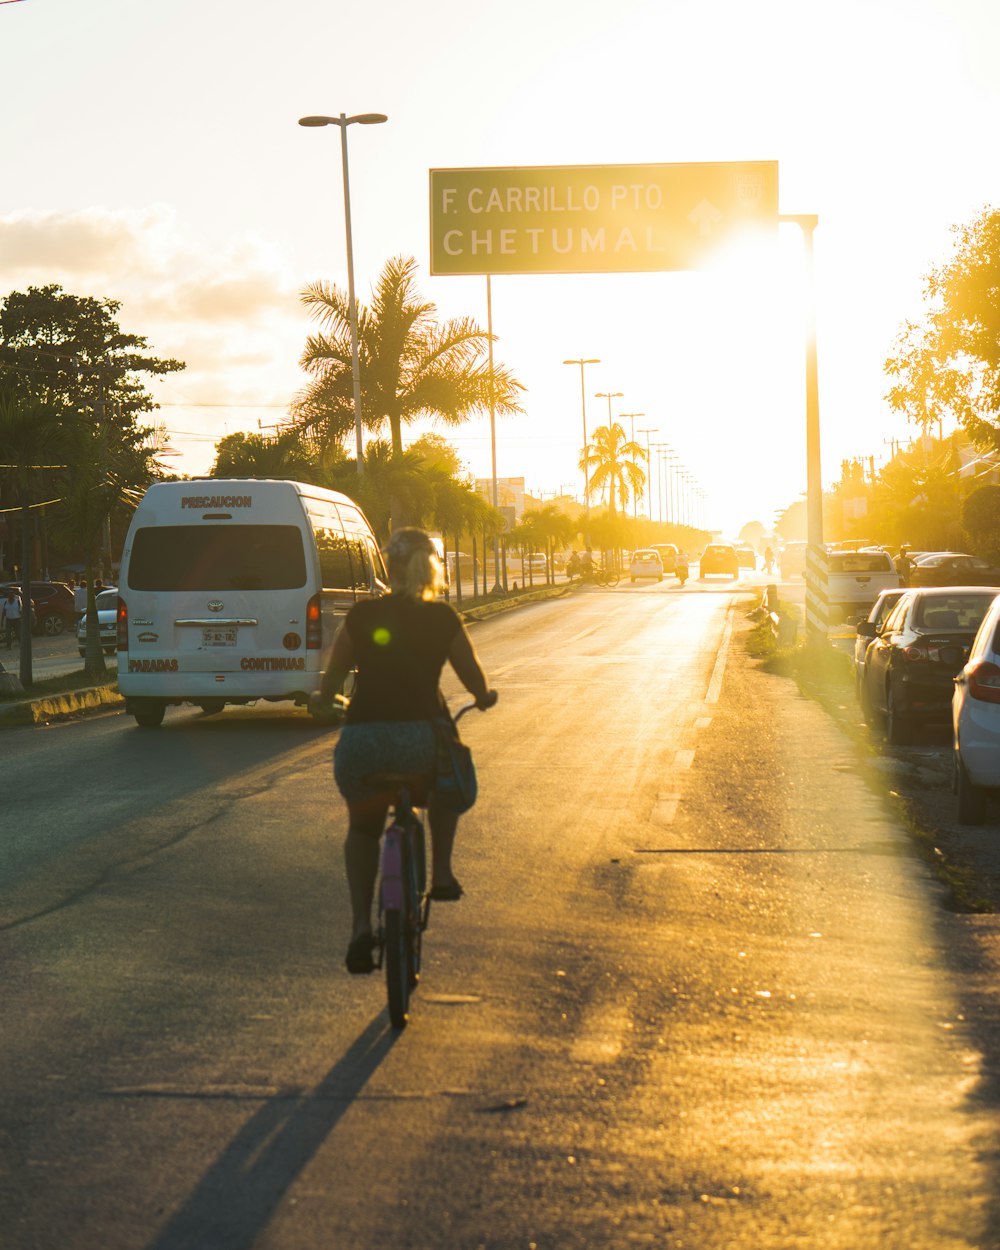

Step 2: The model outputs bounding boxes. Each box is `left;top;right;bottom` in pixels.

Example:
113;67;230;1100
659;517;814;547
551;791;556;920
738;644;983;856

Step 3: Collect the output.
0;664;118;703
743;608;994;913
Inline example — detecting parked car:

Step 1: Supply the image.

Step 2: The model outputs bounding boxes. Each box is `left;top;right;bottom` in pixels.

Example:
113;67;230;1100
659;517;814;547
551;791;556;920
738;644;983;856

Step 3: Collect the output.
909;553;1000;588
825;549;900;624
852;587;906;695
650;543;678;573
0;580;76;636
700;543;739;579
77;588;119;656
952;592;1000;823
779;541;807;579
860;586;1000;744
735;545;757;570
628;549;663;583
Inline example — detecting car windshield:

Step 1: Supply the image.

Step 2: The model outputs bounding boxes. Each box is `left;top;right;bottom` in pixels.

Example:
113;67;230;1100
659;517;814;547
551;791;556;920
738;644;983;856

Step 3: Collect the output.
633;551;657;560
913;593;998;631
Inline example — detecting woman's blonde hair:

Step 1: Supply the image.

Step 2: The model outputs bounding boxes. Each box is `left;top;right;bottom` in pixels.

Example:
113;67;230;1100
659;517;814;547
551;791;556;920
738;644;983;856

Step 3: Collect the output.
384;528;445;600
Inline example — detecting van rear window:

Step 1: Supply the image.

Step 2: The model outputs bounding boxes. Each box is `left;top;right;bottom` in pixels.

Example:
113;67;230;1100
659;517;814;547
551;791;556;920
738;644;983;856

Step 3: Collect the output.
828;553;892;573
127;525;307;591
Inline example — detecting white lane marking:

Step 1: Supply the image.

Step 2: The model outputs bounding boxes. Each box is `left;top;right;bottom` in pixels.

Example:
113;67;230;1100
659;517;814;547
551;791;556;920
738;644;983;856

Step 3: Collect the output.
570;1003;632;1064
651;793;681;825
695;717;713;730
674;749;695;770
705;608;735;704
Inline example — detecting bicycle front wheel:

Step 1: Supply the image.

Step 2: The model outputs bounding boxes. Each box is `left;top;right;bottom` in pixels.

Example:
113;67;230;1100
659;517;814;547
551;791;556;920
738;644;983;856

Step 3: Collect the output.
385;908;410;1028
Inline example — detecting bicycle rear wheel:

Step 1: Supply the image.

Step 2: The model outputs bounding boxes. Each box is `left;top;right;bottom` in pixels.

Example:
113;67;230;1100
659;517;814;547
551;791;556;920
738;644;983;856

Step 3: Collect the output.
385;907;410;1028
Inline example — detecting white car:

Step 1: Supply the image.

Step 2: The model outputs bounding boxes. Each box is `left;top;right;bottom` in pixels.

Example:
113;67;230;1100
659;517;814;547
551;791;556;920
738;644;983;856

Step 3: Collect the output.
825;549;900;624
77;588;119;655
952;591;1000;823
853;587;906;695
628;549;664;583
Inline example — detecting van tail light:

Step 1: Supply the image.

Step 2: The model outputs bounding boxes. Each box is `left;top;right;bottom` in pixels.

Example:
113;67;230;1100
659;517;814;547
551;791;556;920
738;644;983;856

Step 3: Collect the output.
968;660;1000;703
117;596;128;652
306;593;322;650
903;644;928;662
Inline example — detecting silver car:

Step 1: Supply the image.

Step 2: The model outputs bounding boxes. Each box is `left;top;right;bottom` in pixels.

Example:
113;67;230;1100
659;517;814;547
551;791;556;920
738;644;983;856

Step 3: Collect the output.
77;588;118;656
853;587;906;696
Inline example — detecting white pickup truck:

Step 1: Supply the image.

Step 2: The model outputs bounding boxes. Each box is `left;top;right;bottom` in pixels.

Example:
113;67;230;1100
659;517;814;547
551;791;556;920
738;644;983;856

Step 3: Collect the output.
825;549;900;624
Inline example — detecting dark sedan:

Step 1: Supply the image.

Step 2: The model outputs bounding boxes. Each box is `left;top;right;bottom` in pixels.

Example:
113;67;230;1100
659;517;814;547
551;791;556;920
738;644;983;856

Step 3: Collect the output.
909;553;1000;588
860;585;1000;743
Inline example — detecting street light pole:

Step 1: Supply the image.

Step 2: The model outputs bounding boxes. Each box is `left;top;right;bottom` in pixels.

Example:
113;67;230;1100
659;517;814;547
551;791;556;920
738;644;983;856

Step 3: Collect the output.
299;111;387;473
620;412;644;520
638;427;657;520
563;358;599;547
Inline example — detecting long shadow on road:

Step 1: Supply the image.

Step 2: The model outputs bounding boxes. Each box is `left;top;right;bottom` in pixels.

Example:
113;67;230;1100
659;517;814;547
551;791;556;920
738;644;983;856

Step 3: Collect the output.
142;1012;397;1250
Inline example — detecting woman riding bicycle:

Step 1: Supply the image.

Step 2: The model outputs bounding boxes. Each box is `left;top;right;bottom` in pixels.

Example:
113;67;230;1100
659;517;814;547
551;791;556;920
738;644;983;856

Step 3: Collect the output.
312;528;497;975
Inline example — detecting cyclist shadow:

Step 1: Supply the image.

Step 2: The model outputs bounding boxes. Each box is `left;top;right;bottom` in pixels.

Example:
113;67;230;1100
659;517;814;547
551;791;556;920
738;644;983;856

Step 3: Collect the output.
144;1013;397;1250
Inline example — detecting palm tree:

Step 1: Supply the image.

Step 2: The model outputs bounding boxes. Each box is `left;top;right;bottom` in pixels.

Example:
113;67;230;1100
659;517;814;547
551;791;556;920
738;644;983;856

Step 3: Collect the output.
581;423;647;519
294;255;524;467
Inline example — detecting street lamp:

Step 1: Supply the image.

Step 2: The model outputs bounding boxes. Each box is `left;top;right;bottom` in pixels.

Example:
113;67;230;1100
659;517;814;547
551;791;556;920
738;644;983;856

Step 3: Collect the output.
299;111;387;472
564;358;600;546
595;391;624;427
638;427;657;519
620;412;645;519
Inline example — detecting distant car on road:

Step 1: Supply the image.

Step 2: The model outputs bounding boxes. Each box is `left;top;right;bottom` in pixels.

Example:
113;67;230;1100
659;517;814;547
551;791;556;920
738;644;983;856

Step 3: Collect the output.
628;549;664;583
735;545;757;570
779;542;807;579
77;588;118;656
909;553;1000;588
0;580;76;637
650;543;678;573
952;591;1000;823
860;586;1000;744
700;544;739;580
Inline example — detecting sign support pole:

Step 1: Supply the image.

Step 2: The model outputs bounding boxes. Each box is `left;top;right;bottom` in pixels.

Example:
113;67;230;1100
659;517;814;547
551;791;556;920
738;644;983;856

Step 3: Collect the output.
781;213;826;638
486;275;503;594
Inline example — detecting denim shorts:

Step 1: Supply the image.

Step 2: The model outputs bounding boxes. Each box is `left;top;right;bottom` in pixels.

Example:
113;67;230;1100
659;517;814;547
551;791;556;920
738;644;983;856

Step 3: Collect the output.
333;720;436;802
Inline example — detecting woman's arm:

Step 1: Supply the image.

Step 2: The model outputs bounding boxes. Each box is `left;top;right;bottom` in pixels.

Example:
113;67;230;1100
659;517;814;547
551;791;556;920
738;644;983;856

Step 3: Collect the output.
448;624;497;709
317;621;355;702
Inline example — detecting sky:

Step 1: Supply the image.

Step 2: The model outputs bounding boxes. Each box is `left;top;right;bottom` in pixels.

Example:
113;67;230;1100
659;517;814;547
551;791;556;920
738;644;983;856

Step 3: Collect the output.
2;0;998;538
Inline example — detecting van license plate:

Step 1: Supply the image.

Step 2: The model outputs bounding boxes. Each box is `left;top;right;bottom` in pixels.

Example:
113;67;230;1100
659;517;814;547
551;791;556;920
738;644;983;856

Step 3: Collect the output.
203;627;237;647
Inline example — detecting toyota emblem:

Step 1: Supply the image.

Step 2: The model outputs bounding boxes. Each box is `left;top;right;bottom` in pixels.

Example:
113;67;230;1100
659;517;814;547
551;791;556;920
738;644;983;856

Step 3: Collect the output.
207;600;224;613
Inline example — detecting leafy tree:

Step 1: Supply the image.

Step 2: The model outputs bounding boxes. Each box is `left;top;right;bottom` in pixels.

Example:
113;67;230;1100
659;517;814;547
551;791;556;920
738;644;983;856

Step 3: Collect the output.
212;429;319;481
294;255;524;463
0;284;184;433
963;484;1000;563
885;209;1000;448
408;431;465;478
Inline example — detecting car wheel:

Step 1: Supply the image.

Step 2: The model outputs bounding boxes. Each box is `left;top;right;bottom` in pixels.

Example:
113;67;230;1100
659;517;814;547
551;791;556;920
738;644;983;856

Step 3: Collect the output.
130;698;166;729
198;699;225;716
859;676;876;727
41;613;65;637
885;682;913;746
956;750;987;825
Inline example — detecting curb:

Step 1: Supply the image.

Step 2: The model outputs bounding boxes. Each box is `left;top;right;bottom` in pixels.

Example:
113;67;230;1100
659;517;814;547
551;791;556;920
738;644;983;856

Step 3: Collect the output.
0;684;124;726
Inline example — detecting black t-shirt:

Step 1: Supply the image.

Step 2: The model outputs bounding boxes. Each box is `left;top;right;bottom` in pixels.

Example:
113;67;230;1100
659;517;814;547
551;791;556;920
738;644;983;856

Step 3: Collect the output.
344;595;462;723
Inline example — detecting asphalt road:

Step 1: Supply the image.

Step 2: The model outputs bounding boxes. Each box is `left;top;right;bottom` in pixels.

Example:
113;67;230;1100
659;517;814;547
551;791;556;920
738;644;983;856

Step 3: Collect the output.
2;575;997;1249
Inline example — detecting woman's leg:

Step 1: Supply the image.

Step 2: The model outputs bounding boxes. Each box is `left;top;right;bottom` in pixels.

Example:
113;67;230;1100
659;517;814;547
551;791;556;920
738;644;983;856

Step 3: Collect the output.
345;798;388;938
427;794;460;890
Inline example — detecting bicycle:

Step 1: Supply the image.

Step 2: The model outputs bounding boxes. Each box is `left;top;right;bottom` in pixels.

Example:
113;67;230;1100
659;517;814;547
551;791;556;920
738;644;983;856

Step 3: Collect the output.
365;701;479;1029
594;565;620;588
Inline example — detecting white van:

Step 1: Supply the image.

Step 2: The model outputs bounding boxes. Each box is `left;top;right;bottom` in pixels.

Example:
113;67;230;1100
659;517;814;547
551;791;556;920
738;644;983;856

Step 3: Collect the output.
116;479;385;727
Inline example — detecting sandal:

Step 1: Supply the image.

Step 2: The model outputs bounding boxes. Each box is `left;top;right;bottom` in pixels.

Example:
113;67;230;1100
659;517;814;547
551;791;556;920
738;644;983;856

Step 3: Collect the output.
429;879;464;902
345;931;375;974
